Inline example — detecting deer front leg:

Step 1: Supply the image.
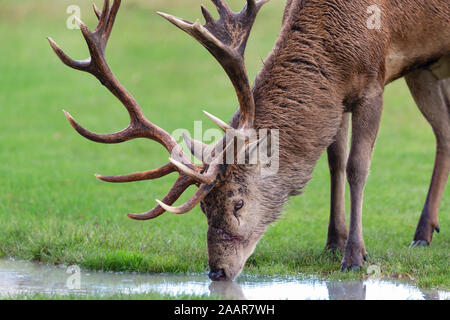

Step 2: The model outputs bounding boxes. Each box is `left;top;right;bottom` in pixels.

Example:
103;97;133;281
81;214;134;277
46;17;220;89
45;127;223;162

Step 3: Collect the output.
326;112;350;251
341;87;383;271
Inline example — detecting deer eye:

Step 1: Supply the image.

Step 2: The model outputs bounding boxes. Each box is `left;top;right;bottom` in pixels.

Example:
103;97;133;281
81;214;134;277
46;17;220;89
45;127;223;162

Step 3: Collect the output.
234;200;244;211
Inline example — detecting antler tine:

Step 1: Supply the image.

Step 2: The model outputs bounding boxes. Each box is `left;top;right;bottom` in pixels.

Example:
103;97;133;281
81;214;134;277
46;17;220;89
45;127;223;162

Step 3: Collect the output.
93;3;103;20
128;174;196;220
95;163;176;183
158;0;269;129
200;5;215;25
202;110;233;132
245;0;271;15
62;110;138;144
211;0;231;16
47;37;90;71
156;182;217;215
104;0;121;42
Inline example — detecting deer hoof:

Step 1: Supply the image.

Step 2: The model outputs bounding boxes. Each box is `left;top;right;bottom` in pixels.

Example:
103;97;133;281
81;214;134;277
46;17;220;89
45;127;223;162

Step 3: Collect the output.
409;240;430;248
340;257;365;272
340;242;366;271
341;264;362;272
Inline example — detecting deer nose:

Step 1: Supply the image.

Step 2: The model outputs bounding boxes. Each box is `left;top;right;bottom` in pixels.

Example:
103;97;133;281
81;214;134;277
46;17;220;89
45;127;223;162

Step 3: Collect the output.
208;269;226;281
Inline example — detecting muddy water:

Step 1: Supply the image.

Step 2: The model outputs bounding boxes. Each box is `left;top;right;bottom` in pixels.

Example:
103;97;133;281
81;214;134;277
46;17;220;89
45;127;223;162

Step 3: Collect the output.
0;258;447;300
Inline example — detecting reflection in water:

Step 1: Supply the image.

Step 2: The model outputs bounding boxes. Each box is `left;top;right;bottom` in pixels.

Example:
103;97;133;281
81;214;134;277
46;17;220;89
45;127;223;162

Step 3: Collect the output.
209;281;246;300
0;259;448;300
326;281;366;300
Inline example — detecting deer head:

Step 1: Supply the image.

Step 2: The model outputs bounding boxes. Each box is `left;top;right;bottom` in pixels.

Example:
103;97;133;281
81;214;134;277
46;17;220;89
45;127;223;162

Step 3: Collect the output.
48;0;275;281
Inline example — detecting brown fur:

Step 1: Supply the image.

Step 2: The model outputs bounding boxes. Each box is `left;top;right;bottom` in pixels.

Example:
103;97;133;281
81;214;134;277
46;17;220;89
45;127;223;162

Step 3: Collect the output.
203;0;450;279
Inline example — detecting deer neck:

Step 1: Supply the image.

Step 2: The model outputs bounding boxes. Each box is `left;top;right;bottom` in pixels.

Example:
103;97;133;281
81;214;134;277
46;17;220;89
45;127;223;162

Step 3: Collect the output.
249;7;346;198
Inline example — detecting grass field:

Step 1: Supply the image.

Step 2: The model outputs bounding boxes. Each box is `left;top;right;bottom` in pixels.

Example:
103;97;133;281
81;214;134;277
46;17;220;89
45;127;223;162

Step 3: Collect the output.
4;292;218;300
0;0;448;298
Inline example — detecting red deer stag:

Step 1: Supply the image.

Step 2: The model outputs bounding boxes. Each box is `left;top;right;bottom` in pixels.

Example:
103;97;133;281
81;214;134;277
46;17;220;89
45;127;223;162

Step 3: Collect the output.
48;0;450;281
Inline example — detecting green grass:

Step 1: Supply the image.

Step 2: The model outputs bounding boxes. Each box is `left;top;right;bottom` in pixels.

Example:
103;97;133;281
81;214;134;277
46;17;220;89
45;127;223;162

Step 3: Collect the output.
0;0;448;296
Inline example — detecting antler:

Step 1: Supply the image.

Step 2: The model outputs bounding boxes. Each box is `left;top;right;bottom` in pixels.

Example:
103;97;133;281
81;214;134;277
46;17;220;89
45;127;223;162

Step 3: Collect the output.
48;0;219;219
158;0;269;130
48;0;268;217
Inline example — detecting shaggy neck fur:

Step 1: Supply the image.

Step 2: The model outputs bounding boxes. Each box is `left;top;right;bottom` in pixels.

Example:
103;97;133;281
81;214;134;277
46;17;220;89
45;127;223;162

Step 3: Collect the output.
245;0;349;216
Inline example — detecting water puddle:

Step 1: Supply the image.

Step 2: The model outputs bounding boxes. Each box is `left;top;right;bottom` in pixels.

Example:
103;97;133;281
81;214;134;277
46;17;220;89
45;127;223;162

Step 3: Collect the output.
0;258;448;300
